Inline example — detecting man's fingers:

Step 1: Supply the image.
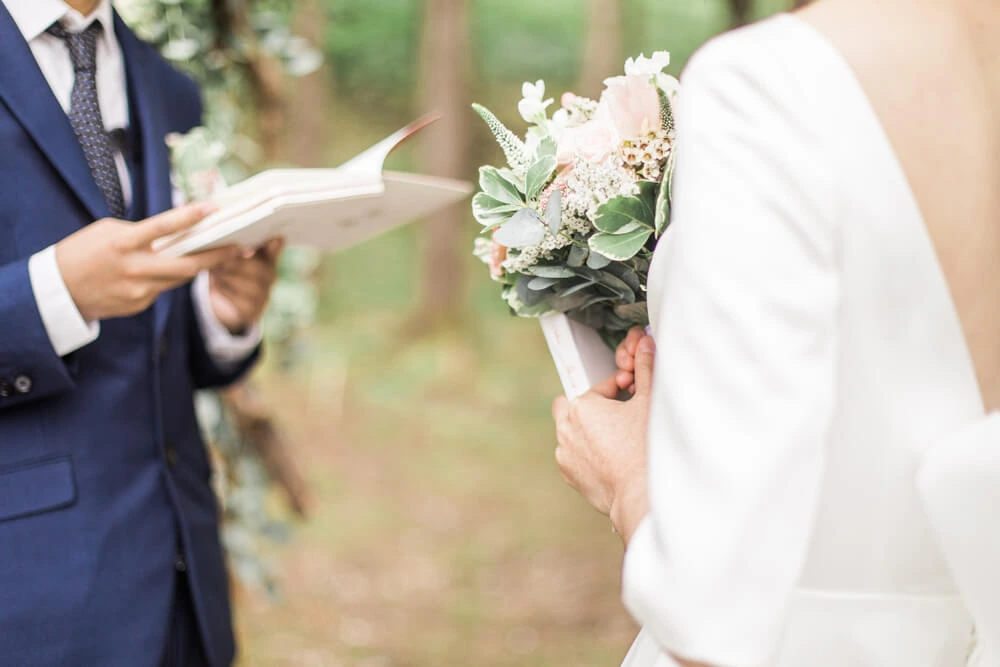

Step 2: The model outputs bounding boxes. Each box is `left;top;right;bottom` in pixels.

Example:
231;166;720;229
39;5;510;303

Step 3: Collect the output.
142;245;240;282
130;203;217;248
262;237;285;263
212;272;270;304
633;336;657;396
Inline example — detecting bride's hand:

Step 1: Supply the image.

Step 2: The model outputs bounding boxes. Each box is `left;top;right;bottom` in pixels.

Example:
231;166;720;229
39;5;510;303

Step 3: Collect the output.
552;335;655;544
615;326;647;393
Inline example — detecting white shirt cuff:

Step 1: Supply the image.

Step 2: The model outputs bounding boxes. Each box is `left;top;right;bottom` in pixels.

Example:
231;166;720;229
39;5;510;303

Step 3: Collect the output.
192;271;262;366
28;245;100;357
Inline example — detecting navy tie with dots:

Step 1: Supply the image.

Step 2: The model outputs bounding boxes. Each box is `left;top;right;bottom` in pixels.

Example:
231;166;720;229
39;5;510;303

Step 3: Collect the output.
47;21;126;219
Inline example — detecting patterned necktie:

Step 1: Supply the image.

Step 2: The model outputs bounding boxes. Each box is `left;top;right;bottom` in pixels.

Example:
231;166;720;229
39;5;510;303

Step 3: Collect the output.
47;21;126;219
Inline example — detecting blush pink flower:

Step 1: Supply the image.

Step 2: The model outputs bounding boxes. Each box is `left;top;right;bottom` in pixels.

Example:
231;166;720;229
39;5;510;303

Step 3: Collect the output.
601;73;661;141
556;102;618;165
555;77;660;166
488;234;508;279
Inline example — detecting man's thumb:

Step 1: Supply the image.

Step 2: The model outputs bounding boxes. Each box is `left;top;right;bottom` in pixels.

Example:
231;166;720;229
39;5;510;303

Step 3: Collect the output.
634;336;656;396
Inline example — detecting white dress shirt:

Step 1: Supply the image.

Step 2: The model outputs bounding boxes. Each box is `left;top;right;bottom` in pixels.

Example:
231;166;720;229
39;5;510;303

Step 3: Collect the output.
5;0;261;361
621;14;988;667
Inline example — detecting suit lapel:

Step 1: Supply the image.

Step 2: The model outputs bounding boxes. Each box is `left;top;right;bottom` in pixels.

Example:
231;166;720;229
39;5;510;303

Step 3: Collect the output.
0;4;109;221
115;14;176;339
115;14;172;218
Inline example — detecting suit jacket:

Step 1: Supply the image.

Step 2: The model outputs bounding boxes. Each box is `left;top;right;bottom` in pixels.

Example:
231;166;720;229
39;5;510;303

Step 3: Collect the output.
0;8;257;666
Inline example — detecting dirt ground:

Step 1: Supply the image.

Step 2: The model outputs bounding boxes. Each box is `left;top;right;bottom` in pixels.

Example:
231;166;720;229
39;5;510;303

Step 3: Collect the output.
231;314;638;667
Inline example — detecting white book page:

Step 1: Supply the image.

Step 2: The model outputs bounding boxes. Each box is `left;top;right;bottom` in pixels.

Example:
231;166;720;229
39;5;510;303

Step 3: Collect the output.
154;114;471;256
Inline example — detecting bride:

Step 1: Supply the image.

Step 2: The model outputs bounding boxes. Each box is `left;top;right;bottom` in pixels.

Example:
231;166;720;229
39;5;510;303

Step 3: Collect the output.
551;0;1000;665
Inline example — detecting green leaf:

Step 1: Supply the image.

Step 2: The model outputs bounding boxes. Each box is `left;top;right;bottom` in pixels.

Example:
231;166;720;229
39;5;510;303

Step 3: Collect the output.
593;189;656;234
472;192;519;227
654;179;671;236
559;280;595;297
516;274;550;307
589;228;654;261
536;136;558;160
567;243;588;268
525;156;557;200
494;208;546;248
479;166;524;207
614;302;649;325
586;252;611;269
545;189;562;234
527;277;559;291
529;265;576;279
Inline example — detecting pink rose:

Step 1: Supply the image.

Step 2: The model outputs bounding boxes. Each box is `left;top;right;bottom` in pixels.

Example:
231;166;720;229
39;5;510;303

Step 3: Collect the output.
601;74;661;141
556;102;618;166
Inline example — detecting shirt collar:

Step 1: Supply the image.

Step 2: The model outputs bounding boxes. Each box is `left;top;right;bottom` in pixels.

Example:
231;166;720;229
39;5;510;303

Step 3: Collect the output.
4;0;115;43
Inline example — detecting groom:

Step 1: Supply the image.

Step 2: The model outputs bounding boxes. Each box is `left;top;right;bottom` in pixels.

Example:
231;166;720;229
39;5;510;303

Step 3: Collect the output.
0;1;281;665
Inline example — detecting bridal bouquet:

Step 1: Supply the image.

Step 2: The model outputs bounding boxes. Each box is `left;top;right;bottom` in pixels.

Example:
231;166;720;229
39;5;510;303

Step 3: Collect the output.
472;52;679;351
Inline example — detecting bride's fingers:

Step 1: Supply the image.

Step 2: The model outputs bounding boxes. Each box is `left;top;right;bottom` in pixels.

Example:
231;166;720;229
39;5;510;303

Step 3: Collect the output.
616;369;634;390
633;336;657;396
590;374;620;400
616;327;645;371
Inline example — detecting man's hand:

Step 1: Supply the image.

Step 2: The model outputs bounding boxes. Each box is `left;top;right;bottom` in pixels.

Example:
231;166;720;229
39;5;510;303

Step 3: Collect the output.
208;238;284;335
56;203;241;322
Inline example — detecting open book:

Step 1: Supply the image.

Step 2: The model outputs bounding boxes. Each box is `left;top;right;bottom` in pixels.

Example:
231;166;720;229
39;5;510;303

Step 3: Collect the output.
155;114;473;257
539;313;618;400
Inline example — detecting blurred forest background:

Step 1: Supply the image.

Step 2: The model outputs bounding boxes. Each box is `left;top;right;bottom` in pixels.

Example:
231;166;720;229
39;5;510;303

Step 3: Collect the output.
135;0;801;665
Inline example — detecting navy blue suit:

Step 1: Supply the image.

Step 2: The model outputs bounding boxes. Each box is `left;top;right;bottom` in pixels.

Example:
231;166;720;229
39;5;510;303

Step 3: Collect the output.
0;8;257;666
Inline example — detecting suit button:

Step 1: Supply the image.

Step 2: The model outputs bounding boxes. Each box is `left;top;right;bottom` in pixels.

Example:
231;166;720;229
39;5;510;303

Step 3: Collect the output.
13;375;32;394
164;444;178;469
0;381;11;398
174;553;187;573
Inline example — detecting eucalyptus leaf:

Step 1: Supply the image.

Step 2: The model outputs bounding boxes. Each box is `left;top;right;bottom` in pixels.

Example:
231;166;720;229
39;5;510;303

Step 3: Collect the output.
529;265;576;279
593;270;636;302
479;166;524;206
614;302;649;324
567;243;588;268
545;189;562;234
604;262;642;293
590;228;654;262
586;252;612;270
494;208;546;248
559;280;596;297
526;156;557;201
527;277;559;291
516;274;550;307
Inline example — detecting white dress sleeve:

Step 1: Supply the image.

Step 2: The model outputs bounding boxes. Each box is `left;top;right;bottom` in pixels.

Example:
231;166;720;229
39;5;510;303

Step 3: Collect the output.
622;30;841;667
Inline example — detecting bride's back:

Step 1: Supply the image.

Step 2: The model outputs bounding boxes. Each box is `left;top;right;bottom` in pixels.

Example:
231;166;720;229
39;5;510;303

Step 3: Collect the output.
802;0;1000;411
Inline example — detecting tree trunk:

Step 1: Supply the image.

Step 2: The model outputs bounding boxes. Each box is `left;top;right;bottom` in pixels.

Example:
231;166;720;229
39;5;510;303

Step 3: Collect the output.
579;0;623;98
286;0;329;167
414;0;471;330
727;0;754;27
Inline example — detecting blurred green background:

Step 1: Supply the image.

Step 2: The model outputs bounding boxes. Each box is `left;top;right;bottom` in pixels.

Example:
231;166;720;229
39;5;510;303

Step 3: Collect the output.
229;0;794;665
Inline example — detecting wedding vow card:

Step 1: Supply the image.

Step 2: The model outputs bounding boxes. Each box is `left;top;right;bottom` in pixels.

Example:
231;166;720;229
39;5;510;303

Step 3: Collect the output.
539;313;618;399
154;114;473;257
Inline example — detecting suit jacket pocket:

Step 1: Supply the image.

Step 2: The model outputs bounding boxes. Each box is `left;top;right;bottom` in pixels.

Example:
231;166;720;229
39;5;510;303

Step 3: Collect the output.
0;456;77;523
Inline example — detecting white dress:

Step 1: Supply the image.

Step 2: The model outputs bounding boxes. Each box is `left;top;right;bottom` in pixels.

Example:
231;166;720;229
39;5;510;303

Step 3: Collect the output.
622;14;1000;667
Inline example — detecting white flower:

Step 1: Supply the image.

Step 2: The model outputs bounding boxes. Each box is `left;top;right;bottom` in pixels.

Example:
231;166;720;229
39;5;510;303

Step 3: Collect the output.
518;79;554;122
624;52;671;77
622;51;679;95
